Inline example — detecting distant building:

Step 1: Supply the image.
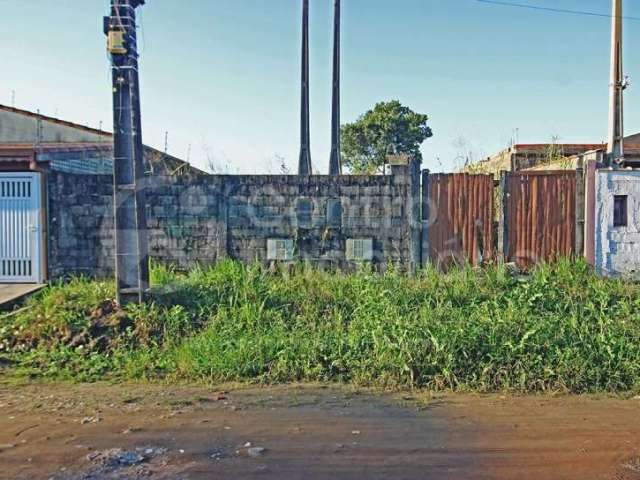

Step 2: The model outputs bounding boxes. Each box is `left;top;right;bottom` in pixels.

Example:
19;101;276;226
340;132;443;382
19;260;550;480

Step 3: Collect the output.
0;105;205;283
466;135;640;175
0;104;204;177
625;133;640;144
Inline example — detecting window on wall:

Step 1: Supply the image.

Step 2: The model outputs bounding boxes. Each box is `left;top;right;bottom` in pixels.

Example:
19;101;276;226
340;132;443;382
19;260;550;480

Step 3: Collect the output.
613;195;628;227
346;239;374;261
267;239;294;261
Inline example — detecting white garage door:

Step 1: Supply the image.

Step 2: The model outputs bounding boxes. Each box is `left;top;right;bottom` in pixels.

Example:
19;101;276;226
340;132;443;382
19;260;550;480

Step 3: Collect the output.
0;173;42;283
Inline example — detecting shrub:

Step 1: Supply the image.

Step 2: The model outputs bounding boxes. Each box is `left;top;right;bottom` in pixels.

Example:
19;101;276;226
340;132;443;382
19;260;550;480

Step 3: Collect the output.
1;259;639;393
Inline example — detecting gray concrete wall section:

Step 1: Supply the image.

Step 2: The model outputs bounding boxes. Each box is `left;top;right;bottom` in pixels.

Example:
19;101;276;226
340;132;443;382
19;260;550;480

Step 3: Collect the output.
47;172;115;278
594;170;640;277
47;164;418;279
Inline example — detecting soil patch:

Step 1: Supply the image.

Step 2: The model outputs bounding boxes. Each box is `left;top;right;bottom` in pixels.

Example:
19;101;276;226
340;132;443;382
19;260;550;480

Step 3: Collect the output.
0;382;638;479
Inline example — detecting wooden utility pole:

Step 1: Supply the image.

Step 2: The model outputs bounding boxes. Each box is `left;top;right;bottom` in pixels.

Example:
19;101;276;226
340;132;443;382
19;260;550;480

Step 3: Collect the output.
328;0;342;176
607;0;625;167
105;0;149;305
298;0;312;175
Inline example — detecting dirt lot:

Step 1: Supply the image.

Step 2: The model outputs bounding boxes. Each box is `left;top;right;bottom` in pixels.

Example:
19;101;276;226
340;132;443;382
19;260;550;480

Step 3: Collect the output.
0;382;638;480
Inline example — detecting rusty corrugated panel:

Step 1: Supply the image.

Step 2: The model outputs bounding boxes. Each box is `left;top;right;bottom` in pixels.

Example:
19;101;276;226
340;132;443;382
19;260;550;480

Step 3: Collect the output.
427;173;494;268
505;171;576;266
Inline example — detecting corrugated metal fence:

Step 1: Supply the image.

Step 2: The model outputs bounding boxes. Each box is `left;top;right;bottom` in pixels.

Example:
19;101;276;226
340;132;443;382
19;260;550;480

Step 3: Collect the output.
501;171;577;267
423;171;580;269
424;173;494;268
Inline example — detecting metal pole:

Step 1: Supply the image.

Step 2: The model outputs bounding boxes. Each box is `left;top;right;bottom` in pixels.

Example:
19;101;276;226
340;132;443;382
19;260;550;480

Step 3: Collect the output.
106;0;149;305
329;0;342;176
298;0;312;175
606;0;624;167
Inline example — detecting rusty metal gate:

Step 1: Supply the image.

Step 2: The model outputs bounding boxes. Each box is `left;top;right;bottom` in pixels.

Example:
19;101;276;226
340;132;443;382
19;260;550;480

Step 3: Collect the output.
502;171;576;267
423;173;494;268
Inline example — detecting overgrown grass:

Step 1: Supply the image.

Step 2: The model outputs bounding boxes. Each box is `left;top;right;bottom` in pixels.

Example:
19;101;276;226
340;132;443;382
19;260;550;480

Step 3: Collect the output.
1;259;639;393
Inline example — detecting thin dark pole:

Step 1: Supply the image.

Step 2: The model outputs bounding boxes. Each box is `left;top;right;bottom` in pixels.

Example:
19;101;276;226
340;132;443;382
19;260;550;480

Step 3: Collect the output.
298;0;312;175
106;0;149;305
329;0;342;176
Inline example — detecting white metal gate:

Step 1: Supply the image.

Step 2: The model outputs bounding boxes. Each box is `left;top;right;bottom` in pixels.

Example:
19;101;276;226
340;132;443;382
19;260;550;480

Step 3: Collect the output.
0;173;41;283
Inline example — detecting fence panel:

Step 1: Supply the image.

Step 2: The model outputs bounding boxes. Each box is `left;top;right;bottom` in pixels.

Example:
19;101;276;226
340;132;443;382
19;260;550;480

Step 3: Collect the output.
503;171;576;266
425;173;494;268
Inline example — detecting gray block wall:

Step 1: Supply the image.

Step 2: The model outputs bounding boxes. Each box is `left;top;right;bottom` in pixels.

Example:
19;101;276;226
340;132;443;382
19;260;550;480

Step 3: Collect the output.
594;170;640;277
47;172;115;278
46;164;420;279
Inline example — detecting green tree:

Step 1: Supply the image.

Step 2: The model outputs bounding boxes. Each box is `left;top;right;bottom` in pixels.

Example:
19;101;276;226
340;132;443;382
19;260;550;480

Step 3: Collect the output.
341;100;433;174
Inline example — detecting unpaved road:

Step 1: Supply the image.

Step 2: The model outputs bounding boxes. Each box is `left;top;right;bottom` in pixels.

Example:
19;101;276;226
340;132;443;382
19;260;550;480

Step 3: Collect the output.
0;382;638;480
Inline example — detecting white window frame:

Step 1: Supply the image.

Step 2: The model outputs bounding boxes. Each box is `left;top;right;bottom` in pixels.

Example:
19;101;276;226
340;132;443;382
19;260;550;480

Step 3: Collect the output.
346;238;374;261
267;239;295;261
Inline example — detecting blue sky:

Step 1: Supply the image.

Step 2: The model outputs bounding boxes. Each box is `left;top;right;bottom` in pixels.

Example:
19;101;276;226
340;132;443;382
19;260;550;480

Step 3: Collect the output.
1;0;638;173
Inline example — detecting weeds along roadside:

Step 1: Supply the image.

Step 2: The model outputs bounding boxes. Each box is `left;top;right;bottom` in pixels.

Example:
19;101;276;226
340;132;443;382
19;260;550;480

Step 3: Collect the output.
0;259;639;394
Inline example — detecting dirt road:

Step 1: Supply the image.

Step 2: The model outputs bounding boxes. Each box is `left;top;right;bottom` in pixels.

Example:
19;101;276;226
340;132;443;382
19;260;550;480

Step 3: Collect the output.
0;382;638;479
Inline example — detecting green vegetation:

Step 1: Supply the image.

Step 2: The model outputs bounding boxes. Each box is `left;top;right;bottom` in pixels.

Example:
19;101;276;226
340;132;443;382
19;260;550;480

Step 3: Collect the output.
1;260;639;393
341;100;433;174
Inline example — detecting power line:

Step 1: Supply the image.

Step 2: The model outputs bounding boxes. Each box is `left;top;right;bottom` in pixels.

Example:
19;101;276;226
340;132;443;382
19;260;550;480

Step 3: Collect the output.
476;0;640;21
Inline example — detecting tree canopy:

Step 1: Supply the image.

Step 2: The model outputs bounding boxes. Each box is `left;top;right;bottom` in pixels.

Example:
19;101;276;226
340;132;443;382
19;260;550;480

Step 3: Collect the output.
341;100;433;174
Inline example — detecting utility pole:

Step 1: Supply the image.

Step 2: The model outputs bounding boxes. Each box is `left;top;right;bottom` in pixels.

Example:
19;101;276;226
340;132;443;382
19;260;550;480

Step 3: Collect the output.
105;0;149;305
607;0;625;167
298;0;312;175
328;0;342;176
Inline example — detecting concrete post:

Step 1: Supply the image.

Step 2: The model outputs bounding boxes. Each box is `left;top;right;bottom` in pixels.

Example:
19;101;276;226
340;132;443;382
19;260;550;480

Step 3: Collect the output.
575;160;586;258
106;0;149;305
408;158;422;274
607;0;625;166
420;169;430;269
390;155;421;275
498;170;509;263
328;0;342;176
298;0;312;175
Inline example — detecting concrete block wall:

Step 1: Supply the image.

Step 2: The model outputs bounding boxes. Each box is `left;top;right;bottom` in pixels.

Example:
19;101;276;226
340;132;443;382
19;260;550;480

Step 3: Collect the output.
47;172;115;278
224;174;412;267
144;176;227;271
594;170;640;277
46;165;418;279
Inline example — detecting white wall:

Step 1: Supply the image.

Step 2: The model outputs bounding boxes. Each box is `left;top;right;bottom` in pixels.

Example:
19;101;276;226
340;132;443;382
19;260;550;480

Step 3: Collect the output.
0;110;109;144
595;170;640;277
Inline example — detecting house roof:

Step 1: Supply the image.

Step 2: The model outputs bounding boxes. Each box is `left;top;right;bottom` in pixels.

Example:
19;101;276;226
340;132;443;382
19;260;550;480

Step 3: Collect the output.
0;104;112;139
512;138;640;153
0;105;207;176
0;142;112;154
512;143;605;152
464;139;640;175
625;133;640;143
486;142;640;160
0;142;206;176
0;146;35;164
